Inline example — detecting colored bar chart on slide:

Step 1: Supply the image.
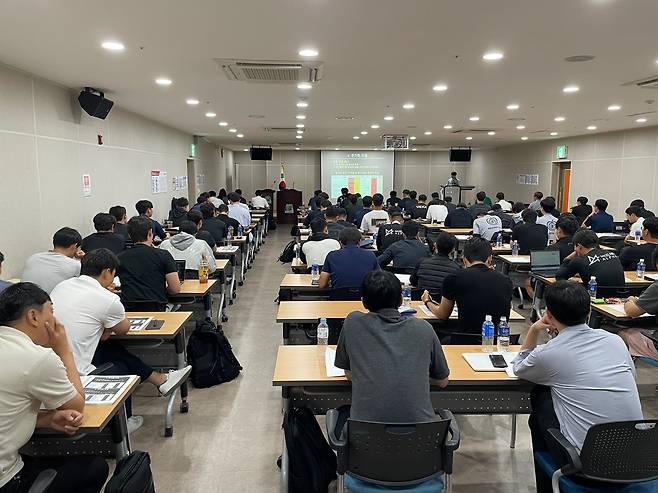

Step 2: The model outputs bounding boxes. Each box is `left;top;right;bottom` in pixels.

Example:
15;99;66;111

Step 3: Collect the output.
331;175;383;198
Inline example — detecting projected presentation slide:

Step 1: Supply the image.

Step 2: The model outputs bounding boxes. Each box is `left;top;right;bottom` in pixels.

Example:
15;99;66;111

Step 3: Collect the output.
321;151;394;201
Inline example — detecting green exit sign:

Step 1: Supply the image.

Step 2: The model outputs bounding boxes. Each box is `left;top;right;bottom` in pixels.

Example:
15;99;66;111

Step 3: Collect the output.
556;145;568;159
189;143;196;158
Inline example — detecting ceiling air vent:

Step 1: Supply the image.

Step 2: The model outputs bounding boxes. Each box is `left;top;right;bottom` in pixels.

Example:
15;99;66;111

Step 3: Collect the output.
264;127;300;132
622;75;658;89
451;128;495;134
216;59;324;83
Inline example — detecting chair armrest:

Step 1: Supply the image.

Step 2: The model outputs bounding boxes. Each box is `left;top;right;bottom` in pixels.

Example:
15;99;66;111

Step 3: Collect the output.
437;409;460;475
27;469;57;493
547;428;582;475
89;362;114;375
325;409;347;451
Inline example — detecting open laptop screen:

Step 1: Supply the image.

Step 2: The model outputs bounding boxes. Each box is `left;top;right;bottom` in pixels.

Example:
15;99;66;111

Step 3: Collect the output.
175;260;186;283
530;250;560;269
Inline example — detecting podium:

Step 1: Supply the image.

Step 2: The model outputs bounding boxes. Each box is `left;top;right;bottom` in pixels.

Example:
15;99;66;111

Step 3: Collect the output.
276;189;302;224
441;185;475;204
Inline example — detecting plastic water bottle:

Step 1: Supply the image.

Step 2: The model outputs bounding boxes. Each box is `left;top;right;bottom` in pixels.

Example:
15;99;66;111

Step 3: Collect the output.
497;316;510;353
481;315;495;353
227;226;234;241
496;234;503;248
317;318;329;346
511;240;520;257
402;285;411;307
294;242;301;260
311;264;320;283
637;259;646;279
372;232;378;245
238;225;244;237
634;229;642;242
588;276;598;300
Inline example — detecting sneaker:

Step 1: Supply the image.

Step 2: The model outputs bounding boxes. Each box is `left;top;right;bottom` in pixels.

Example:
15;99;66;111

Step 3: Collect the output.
158;365;192;396
127;415;144;434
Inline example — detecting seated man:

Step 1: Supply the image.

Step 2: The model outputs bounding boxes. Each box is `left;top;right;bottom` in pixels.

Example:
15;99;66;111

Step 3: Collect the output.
402;190;418;212
377;221;430;273
324;207;345;240
360;193;389;233
444;196;456;213
81;212;126;254
109;205;130;241
343;195;360;224
200;202;227;243
159;221;217;275
0;251;12;293
250;189;269;209
473;209;502;241
0;282;108;492
496;192;512;212
536;197;559;242
375;208;404;252
444;203;473;228
422;238;512;343
583;198;614;233
630;198;655;219
353;195;372;228
410;232;461;299
513;281;643;493
216;204;241;236
187;210;216;249
547;214;578;262
386;190;401;208
135;199;167;240
489;203;515;229
300;219;340;268
51;249;191;430
117;216;181;309
409;194;429;220
619;279;658;362
168;197;189;227
227;192;251;228
624;205;646;241
512;209;548;254
189;193;209;213
620;216;658;270
303;197;331;227
319;227;379;290
511;202;525;225
469;191;491;219
555;229;625;291
207;190;223;209
570;196;592;225
22;227;83;294
426;199;449;224
336;208;354;229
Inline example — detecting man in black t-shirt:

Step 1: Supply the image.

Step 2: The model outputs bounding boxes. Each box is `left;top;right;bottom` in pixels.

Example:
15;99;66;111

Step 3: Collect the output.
547;215;578;262
117;216;181;306
570;196;592;225
410;194;429;219
512;209;548;254
109;205;130;241
216;204;241;235
620;216;658;271
422;238;512;342
81;213;126;254
187;210;216;249
386;191;401;209
200;203;227;243
376;208;404;252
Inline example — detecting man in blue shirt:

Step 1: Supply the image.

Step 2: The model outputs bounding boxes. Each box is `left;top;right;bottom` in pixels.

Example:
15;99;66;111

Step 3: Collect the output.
135;199;168;240
583;198;614;233
227;192;251;228
319;227;379;289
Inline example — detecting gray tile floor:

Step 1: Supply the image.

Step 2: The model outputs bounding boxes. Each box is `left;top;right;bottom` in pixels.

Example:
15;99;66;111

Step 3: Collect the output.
131;229;658;493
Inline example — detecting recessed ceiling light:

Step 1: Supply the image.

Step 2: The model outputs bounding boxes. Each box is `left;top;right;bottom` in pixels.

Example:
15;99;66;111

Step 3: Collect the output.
469;116;480;121
482;51;504;61
299;49;319;57
229;128;237;133
372;148;378;151
587;125;597;130
384;115;394;121
465;136;473;140
412;148;418;151
219;121;228;126
424;131;432;135
550;132;558;136
237;134;244;138
636;117;648;123
353;136;360;140
433;84;448;92
410;136;417;140
296;130;304;134
296;115;306;120
506;103;520;110
402;103;415;109
297;82;312;90
295;147;301;150
186;98;200;105
370;124;380;129
607;104;621;111
488;131;496;136
295;135;302;139
101;40;125;51
563;85;580;93
361;131;368;135
516;125;526;130
296;123;305;128
296;102;308;108
443;124;453;130
205;112;216;118
243;148;248;152
554;116;565;122
334;148;340;151
155;78;172;86
521;136;529;141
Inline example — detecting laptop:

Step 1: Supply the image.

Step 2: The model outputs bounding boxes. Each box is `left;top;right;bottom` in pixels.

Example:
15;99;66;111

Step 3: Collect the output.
175;260;186;284
530;250;561;277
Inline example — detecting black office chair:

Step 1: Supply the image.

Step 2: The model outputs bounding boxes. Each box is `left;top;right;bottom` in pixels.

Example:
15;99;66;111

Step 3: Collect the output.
326;409;460;493
27;469;57;493
535;420;658;493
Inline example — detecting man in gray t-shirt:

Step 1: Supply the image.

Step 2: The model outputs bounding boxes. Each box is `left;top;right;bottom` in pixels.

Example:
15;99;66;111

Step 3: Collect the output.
334;270;449;423
619;281;658;361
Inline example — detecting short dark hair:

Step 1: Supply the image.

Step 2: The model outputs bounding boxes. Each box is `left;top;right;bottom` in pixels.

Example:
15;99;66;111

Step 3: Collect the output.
403;189;410;194
457;202;467;208
630;199;645;208
200;203;216;219
445;196;452;203
540;197;556;214
573;229;599;249
577;196;588;205
310;218;327;234
53;227;82;248
227;192;241;203
320;192;330;200
127;215;152;243
0;251;4;264
402;221;420;238
337;208;347;218
187;210;203;225
522;208;537;223
339;226;362;245
93;213;116;232
643;217;658;238
409;191;417;200
463;237;492;263
0;282;51;326
545;281;590;326
180;220;198;235
362;196;373;208
135;200;153;215
388;207;403;219
235;189;243;195
314;189;322;196
109;205;127;222
81;248;119;277
197;193;209;204
341;187;349;195
349;194;358;204
476;191;486;202
254;190;261;196
434;232;457;256
556;215;579;236
208;190;217;197
625;206;643;218
496;192;505;200
361;270;401;312
418;194;427;202
594;199;608;211
218;204;229;214
512;202;525;213
176;197;189;208
534;191;544;200
390;191;397;197
431;192;440;199
451;171;457;176
491;203;502;211
325;207;339;219
372;193;384;206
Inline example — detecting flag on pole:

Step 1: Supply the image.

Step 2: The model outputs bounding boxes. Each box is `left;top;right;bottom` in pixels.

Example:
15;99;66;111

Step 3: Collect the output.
278;165;287;190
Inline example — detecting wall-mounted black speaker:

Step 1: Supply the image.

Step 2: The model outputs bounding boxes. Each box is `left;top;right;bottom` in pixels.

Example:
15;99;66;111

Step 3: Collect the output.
449;147;472;162
78;88;114;119
250;146;273;160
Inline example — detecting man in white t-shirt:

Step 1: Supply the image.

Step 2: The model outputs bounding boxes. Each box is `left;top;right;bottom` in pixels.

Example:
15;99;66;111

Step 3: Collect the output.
426;201;449;223
360;193;389;233
473;211;503;241
251;190;270;209
50;249;191;430
625;205;645;240
537;197;559;242
496;192;513;212
208;190;224;209
159;221;217;274
22;227;84;293
301;218;341;268
0;282;109;492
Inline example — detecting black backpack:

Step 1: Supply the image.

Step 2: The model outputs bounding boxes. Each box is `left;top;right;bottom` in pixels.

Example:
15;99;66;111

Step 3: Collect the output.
279;240;297;263
105;451;155;493
283;406;337;493
186;318;242;388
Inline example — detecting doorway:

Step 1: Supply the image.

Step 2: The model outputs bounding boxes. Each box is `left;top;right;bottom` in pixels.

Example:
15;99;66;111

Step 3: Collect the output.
552;161;571;212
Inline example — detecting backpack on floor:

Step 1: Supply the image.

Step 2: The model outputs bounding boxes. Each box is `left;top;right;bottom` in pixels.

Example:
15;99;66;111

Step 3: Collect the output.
186;318;242;388
283;406;337;493
279;240;297;263
105;451;155;493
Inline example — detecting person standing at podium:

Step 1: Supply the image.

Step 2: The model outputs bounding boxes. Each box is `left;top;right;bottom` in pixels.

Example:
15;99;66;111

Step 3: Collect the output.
446;171;460;186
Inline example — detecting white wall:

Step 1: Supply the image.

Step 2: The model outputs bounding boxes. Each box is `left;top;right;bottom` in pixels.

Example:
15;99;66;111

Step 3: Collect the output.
189;138;230;200
0;62;195;277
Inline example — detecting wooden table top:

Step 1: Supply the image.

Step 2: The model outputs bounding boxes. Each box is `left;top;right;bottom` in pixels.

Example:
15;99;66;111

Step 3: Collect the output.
272;345;523;386
215;259;230;270
538;271;655;285
172;279;217;296
276;300;525;322
280;274;320;288
497;254;531;264
118;311;192;338
80;376;140;432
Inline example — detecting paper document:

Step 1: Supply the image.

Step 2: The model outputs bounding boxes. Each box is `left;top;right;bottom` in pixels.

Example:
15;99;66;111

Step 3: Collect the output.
644;273;658;281
395;274;411;285
81;375;134;405
325;348;345;377
607;304;652;317
462;352;520;372
217;245;239;253
418;304;434;317
128;316;153;331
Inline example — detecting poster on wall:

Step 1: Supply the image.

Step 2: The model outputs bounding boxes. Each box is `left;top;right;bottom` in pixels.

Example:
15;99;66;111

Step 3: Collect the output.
516;174;539;185
82;174;92;197
151;170;161;194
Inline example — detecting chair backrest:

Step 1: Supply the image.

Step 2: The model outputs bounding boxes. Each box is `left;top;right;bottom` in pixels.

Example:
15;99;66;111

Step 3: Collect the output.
596;284;647;298
329;287;362;301
346;418;450;486
580;420;658;483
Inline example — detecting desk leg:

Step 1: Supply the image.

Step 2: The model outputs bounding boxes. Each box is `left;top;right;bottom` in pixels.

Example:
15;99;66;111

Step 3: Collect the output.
531;279;545;323
280;390;290;493
110;404;131;459
239;250;246;285
283;323;290;345
175;331;189;413
218;273;227;323
203;293;212;319
165;388;178;437
510;414;517;449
